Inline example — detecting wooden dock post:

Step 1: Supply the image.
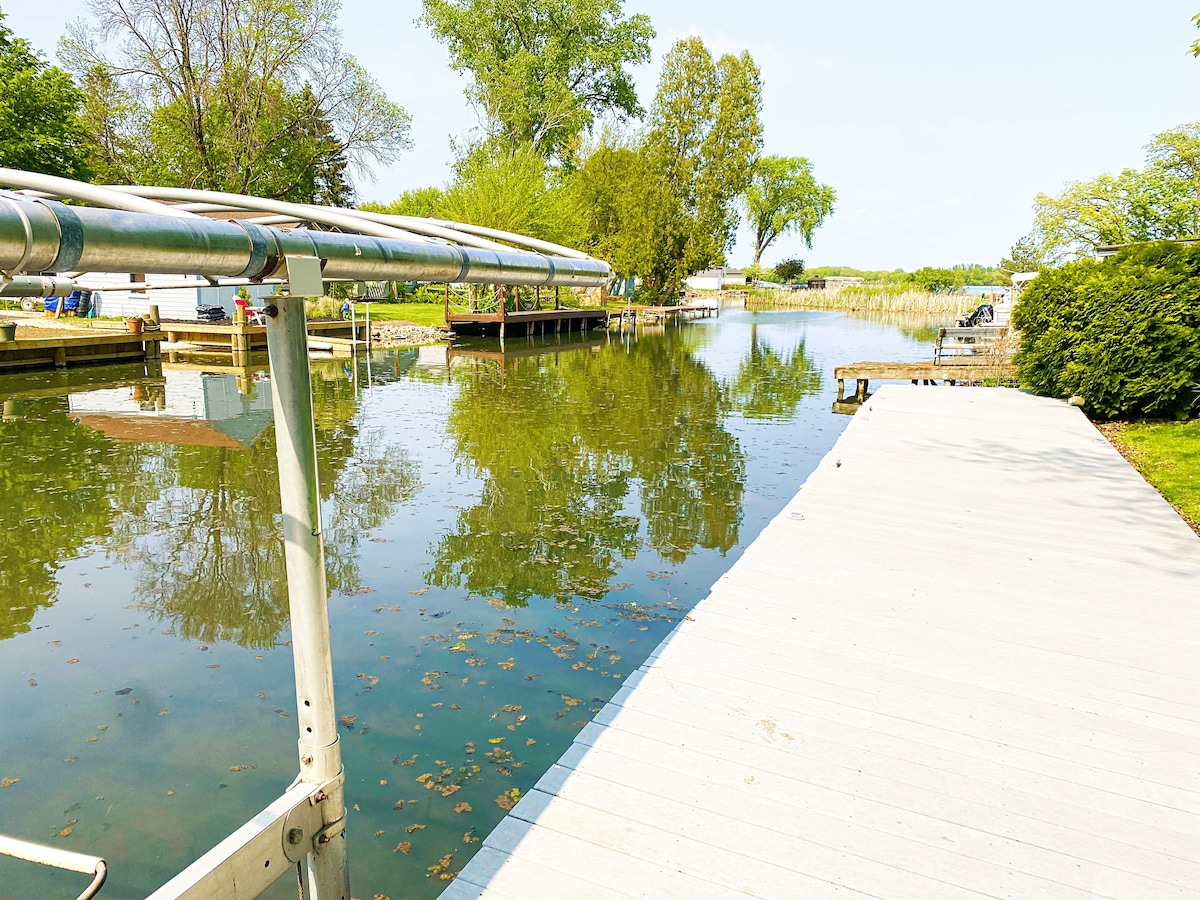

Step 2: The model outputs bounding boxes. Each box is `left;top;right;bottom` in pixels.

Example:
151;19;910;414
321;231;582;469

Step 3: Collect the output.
231;306;250;366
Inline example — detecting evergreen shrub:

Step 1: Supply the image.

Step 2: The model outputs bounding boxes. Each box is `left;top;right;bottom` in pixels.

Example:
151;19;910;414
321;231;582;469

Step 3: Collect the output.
1013;242;1200;420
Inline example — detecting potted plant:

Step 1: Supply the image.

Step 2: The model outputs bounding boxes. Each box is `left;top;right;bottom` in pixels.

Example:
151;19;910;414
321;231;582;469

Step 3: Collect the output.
125;316;144;334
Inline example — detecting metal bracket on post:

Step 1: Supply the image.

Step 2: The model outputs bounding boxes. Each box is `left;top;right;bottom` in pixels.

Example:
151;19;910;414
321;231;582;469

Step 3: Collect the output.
145;777;344;900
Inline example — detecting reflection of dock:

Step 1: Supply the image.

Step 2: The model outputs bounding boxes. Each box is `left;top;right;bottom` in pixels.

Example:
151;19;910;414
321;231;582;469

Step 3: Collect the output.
449;386;1200;900
447;333;609;386
0;360;164;402
447;333;607;365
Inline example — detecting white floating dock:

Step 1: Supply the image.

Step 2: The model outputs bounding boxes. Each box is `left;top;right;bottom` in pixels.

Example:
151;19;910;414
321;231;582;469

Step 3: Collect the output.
445;386;1200;899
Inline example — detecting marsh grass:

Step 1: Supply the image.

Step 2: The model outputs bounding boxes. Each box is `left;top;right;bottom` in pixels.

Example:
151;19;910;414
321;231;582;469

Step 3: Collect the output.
748;286;973;316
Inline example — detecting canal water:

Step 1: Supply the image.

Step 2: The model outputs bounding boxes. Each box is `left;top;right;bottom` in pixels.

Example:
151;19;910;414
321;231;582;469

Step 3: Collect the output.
0;308;932;899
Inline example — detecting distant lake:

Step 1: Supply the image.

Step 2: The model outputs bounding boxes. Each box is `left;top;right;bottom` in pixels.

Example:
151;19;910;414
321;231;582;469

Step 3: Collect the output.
0;308;930;898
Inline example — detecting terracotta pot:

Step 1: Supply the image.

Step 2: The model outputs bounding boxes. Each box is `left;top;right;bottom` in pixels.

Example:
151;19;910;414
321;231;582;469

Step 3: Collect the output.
126;317;145;334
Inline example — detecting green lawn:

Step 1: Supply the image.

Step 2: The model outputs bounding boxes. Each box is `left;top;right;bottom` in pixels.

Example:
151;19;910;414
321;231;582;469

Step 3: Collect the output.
1107;420;1200;533
359;301;446;328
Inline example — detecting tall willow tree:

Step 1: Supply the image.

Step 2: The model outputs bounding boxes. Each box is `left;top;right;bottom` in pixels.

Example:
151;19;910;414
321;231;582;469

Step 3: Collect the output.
745;155;835;266
62;0;410;201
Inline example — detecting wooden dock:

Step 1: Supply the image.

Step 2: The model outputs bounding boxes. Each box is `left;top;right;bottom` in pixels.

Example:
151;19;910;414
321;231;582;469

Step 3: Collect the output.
445;386;1200;899
835;360;1017;401
163;318;364;356
446;307;607;338
633;302;718;322
0;331;163;373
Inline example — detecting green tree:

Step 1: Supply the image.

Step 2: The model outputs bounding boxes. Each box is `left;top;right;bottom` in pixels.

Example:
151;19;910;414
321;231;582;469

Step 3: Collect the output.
1146;123;1200;236
997;235;1046;280
362;185;446;219
636;38;763;299
62;0;410;199
1031;167;1196;263
906;266;964;293
744;155;835;265
773;257;805;282
440;143;580;243
0;6;90;178
421;0;652;163
566;134;654;277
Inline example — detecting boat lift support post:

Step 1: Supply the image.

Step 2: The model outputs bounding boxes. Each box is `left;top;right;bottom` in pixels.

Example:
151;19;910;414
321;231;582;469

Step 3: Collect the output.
144;257;349;900
265;256;349;899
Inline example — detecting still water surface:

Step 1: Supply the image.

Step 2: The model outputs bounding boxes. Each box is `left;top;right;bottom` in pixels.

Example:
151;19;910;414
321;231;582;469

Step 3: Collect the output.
0;309;930;898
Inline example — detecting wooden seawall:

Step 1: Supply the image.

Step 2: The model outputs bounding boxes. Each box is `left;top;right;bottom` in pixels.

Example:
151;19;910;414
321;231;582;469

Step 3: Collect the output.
0;331;163;372
445;386;1200;898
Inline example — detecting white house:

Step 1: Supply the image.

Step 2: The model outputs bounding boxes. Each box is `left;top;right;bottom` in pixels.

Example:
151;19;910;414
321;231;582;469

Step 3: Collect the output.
75;273;277;320
685;268;749;291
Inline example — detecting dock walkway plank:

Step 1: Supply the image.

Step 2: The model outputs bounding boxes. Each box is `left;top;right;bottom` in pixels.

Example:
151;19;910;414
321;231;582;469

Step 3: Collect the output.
445;386;1200;899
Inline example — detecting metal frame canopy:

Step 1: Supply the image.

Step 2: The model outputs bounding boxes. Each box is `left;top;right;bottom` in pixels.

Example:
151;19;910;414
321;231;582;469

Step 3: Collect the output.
0;168;612;288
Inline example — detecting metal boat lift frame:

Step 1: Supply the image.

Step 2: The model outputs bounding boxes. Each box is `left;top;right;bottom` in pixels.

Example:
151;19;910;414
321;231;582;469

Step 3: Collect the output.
0;169;612;900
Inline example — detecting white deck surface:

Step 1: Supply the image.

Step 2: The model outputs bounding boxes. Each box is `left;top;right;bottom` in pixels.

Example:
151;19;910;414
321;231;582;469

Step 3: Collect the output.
444;386;1200;899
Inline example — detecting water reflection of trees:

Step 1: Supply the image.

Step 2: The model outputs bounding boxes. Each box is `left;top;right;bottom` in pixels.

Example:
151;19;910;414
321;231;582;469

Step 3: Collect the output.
0;369;419;648
120;370;419;648
427;333;746;605
724;324;823;420
0;398;155;640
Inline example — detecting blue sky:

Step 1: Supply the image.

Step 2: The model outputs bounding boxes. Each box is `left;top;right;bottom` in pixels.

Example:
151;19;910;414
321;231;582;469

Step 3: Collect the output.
7;0;1200;270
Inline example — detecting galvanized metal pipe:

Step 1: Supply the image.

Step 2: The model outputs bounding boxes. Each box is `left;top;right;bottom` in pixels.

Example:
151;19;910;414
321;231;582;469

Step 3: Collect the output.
393;215;592;260
0;196;612;287
265;280;349;900
310;207;530;254
0;275;77;297
102;185;431;244
0;168;198;218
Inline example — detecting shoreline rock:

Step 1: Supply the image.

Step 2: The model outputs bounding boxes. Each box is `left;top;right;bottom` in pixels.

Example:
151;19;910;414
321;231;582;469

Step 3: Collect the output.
370;323;449;347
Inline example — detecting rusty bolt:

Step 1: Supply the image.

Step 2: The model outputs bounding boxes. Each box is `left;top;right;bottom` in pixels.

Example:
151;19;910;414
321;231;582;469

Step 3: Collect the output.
286;828;303;845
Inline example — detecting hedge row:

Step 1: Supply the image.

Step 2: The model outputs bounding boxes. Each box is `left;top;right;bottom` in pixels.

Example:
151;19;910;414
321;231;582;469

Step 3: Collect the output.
1013;242;1200;420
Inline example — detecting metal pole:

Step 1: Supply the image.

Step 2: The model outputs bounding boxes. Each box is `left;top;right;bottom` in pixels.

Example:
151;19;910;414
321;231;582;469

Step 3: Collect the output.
264;279;349;900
